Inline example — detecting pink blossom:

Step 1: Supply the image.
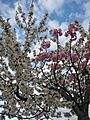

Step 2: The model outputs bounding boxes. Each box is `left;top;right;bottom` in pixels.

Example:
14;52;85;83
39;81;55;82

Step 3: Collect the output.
51;51;68;62
50;29;58;37
64;23;78;40
36;52;49;61
68;73;77;81
52;53;58;62
52;63;61;70
71;53;79;62
84;41;90;50
51;53;62;62
68;23;78;31
68;24;75;30
59;51;68;59
79;61;87;69
41;41;50;49
83;52;90;59
64;32;69;37
58;29;62;36
69;30;76;38
74;26;78;31
50;28;62;37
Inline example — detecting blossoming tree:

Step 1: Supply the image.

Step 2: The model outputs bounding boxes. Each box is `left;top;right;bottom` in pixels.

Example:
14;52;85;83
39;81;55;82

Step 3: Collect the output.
0;3;90;120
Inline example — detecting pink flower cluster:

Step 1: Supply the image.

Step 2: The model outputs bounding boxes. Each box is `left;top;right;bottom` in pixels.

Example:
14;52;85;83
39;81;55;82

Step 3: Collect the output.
51;51;68;62
36;51;69;62
64;23;78;40
50;28;62;37
52;63;61;70
71;52;79;62
68;23;78;31
59;51;68;59
36;52;49;61
79;61;87;69
84;41;90;50
83;52;90;59
36;51;80;63
41;41;51;49
68;73;77;81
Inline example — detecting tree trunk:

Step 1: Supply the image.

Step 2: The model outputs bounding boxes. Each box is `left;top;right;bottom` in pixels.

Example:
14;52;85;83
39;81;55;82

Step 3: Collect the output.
72;105;90;120
77;113;90;120
78;117;90;120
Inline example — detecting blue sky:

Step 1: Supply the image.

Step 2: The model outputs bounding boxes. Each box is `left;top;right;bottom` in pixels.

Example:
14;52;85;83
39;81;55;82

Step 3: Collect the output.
0;0;90;46
0;0;90;119
0;0;90;26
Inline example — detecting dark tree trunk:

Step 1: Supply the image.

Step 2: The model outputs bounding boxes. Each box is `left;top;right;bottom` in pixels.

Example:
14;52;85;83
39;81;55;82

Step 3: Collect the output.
77;109;90;120
73;76;90;120
78;116;90;120
72;104;90;120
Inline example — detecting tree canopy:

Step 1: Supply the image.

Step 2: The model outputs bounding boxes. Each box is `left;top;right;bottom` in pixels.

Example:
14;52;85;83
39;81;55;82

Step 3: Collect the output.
0;3;90;120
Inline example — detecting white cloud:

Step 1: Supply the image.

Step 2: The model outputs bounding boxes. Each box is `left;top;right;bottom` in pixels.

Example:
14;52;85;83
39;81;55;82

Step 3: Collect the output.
48;20;68;30
60;22;68;31
38;0;64;14
48;20;60;29
82;19;89;31
81;1;90;31
0;1;18;25
37;0;82;15
33;2;45;21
